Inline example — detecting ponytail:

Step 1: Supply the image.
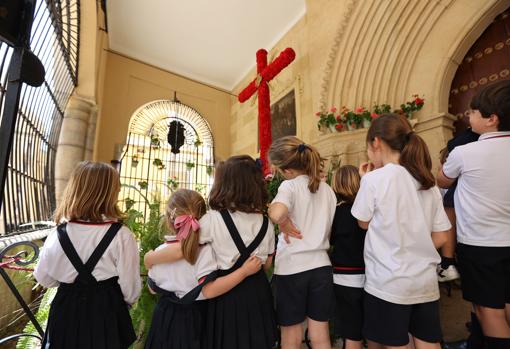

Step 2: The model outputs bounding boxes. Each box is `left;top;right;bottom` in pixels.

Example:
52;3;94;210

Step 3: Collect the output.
166;189;207;265
180;229;200;264
269;136;322;193
366;114;435;190
400;132;435;190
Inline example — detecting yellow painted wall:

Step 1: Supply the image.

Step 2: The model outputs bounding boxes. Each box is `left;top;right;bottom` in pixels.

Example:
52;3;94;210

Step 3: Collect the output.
94;52;231;163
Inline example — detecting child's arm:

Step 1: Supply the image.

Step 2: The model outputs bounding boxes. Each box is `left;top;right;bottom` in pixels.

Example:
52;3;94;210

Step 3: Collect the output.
431;229;450;249
269;203;302;242
436;164;456;188
144;243;183;270
33;232;60;288
357;220;369;230
202;255;262;299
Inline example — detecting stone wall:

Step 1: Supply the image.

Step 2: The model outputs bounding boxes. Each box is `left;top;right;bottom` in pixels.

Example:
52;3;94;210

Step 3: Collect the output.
229;0;508;171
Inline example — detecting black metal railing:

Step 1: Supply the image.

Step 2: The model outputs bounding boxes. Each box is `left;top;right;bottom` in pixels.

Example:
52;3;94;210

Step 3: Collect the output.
0;241;43;346
0;0;80;236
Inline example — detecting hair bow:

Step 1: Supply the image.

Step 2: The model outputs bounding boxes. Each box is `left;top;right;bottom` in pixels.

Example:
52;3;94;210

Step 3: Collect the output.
174;215;200;240
297;143;308;153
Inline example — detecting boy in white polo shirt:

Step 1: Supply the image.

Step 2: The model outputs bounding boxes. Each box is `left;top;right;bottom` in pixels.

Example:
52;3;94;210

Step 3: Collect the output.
438;80;510;349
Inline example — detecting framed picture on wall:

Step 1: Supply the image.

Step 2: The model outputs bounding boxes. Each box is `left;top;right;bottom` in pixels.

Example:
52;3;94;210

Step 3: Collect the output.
271;89;296;141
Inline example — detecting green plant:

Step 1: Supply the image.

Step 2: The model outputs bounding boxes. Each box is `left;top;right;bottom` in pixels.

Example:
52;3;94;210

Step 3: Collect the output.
266;172;284;203
125;197;136;210
185;161;195;170
150;136;160;149
16;287;57;349
166;177;179;191
152;158;165;170
195;184;206;195
206;165;214;177
131;155;139;167
316;95;425;133
194;139;202;147
316;107;339;130
138;181;148;190
123;191;165;347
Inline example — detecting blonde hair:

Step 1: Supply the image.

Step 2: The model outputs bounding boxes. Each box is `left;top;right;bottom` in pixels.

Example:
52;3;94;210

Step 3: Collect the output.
268;136;322;193
165;189;207;264
332;165;361;203
54;161;123;223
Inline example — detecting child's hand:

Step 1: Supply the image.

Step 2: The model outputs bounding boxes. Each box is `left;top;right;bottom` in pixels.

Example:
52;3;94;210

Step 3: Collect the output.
240;255;262;276
144;250;155;270
359;162;374;177
279;218;302;243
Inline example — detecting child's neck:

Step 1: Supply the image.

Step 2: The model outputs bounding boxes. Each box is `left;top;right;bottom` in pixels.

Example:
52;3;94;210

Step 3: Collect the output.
381;149;400;167
283;169;306;179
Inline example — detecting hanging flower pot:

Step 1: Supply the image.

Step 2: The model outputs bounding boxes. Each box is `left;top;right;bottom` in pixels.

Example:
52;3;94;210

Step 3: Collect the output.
152;158;165;170
131;156;139;167
186;162;195;171
206;165;214;177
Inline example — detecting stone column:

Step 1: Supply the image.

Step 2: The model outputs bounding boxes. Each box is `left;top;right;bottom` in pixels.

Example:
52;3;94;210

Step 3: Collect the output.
54;95;97;203
84;105;98;160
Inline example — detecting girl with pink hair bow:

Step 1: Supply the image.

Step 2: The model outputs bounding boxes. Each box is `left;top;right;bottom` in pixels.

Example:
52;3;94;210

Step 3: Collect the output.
143;189;262;349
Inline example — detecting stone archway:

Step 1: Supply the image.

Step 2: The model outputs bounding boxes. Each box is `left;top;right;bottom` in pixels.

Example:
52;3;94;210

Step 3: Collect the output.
317;0;510;167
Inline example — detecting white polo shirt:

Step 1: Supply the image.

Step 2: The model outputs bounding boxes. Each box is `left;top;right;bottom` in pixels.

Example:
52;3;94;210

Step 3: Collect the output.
199;210;275;270
352;164;451;305
442;131;510;247
149;241;217;300
272;175;337;275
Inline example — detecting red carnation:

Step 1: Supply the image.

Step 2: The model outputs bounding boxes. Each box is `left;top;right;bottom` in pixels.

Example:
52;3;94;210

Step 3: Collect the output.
355;107;365;113
371;112;379;119
330;107;337;113
415;97;424;106
335;124;343;130
316;111;321;117
336;115;342;121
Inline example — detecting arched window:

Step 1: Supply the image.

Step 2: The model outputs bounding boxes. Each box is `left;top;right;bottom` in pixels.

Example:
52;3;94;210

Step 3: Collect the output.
119;99;214;217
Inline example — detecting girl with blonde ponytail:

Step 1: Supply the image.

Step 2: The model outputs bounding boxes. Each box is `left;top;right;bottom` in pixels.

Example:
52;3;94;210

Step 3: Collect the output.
268;136;337;349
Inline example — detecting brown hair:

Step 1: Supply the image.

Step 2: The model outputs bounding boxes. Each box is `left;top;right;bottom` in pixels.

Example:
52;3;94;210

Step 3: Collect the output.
166;189;207;264
54;161;123;223
268;136;322;193
332;165;361;203
208;155;268;213
470;79;510;131
366;114;435;190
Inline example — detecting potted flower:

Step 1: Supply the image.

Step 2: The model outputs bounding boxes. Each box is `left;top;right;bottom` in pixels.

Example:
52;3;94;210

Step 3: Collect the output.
397;95;425;119
316;107;339;133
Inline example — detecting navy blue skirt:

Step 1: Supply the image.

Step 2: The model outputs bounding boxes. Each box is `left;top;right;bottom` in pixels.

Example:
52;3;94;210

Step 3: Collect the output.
43;277;135;349
145;296;208;349
205;269;277;349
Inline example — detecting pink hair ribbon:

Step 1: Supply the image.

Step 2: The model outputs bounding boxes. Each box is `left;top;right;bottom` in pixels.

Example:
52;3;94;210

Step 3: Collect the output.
174;215;200;241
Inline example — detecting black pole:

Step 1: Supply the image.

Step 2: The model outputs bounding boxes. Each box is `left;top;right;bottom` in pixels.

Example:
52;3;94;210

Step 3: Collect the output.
0;0;37;210
0;48;24;209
